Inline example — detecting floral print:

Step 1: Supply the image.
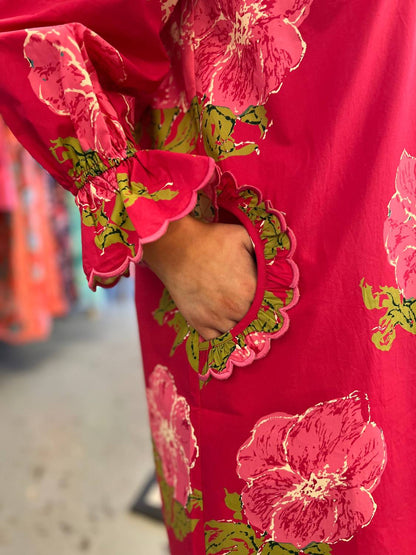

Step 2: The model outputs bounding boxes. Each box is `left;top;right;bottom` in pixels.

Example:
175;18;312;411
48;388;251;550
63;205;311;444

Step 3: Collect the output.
148;365;203;542
199;104;269;160
384;150;416;300
156;0;313;113
205;490;333;554
360;280;416;350
47;133;213;289
146;365;199;505
49;136;136;191
193;0;313;113
154;446;203;541
20;24;215;290
361;149;416;350
154;172;299;382
237;391;387;548
24;26;130;158
147;97;270;161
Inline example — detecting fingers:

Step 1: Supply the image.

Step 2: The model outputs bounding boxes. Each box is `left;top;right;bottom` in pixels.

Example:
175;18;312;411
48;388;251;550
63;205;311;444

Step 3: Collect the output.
199;329;220;340
197;316;238;340
198;326;225;341
197;312;242;340
160;220;258;342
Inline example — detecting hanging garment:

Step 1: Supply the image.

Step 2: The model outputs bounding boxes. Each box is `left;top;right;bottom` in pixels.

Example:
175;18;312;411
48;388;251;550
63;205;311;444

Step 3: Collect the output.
0;118;69;343
1;1;415;553
0;116;17;211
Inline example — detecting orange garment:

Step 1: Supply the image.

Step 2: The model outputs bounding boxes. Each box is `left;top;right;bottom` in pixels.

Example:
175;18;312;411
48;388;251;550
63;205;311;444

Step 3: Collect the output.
0;120;68;343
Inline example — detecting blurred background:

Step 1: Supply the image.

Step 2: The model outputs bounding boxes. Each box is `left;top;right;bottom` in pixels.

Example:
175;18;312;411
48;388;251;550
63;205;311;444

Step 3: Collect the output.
0;117;168;554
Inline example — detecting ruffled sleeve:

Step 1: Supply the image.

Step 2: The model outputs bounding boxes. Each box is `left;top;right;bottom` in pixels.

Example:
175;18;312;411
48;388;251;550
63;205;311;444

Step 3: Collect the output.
0;1;215;289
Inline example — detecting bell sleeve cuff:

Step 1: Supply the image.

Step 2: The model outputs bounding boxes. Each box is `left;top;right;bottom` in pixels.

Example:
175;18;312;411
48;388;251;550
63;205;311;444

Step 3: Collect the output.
0;18;215;289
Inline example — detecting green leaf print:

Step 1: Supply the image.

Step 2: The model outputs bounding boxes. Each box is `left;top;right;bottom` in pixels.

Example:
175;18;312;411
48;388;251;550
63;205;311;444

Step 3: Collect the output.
94;223;134;254
260;543;298;554
50;136;108;187
110;192;135;231
302;543;333;554
81;200;135;254
117;173;179;208
171;502;199;541
188;488;203;512
262;232;290;260
360;278;416;350
169;312;190;356
186;329;200;372
153;288;176;326
199;102;269;160
205;335;236;375
245;300;282;335
149;105;199;153
205;490;332;555
205;521;262;554
153;447;201;541
224;489;243;521
240;105;269;136
153;288;190;356
81;202;108;228
200;104;237;161
148;98;269;161
239;189;262;212
50;136;136;188
259;213;291;261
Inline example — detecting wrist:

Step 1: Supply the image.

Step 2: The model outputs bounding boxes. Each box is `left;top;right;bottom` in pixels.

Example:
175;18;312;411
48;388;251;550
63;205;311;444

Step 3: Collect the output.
142;215;199;281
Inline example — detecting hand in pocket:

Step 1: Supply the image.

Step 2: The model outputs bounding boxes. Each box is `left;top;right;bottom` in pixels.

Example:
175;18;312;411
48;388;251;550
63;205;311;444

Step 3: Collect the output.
143;215;257;339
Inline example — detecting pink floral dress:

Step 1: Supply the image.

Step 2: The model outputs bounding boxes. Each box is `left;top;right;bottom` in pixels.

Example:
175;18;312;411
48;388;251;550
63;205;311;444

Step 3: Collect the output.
1;1;415;553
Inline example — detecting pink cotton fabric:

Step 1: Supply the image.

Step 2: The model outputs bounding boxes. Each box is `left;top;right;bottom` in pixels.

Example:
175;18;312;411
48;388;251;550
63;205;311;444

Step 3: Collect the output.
1;1;416;553
237;392;386;547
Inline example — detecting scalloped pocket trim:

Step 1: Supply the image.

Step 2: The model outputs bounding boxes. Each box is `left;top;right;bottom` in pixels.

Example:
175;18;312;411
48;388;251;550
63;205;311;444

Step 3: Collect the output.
153;172;299;382
197;172;299;380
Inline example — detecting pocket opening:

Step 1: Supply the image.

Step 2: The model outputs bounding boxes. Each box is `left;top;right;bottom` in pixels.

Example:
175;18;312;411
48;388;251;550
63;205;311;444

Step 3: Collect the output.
212;202;267;340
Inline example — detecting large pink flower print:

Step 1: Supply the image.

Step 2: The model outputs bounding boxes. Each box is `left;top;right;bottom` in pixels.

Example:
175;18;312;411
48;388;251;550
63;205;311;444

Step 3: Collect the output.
384;150;416;300
237;391;387;548
193;0;314;113
146;365;199;505
24;25;131;158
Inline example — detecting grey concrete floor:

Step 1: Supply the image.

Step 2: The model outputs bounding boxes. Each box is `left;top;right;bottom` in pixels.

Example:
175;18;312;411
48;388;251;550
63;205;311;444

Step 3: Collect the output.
0;298;168;555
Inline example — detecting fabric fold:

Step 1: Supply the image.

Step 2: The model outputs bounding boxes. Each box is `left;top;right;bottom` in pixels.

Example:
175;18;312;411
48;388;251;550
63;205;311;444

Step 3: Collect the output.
0;10;215;289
